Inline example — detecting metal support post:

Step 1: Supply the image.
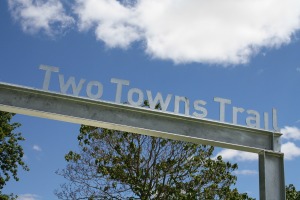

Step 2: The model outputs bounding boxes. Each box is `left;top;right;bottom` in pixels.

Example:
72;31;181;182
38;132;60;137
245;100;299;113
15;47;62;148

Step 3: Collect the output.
259;151;285;200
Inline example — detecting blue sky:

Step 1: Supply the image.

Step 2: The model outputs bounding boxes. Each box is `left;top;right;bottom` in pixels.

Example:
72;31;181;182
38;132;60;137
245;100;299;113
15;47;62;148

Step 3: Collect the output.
1;0;300;199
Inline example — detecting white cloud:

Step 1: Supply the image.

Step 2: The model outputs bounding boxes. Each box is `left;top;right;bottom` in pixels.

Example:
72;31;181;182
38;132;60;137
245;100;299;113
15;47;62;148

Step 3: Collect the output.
213;149;257;161
281;126;300;140
73;0;300;64
74;0;141;48
233;169;258;175
32;145;42;152
8;0;74;36
281;142;300;160
17;194;41;200
8;0;300;64
297;68;300;72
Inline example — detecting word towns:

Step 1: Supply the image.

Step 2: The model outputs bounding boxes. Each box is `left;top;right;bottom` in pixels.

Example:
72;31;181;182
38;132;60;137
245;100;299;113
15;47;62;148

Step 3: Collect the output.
40;65;279;131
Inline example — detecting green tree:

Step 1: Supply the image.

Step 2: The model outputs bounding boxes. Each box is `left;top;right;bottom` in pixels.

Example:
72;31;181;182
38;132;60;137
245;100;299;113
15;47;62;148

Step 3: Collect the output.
286;184;300;200
0;111;28;199
56;125;254;199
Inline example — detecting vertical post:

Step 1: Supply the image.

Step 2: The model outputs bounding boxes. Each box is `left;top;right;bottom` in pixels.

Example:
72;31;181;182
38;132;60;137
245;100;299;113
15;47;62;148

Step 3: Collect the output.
259;151;285;200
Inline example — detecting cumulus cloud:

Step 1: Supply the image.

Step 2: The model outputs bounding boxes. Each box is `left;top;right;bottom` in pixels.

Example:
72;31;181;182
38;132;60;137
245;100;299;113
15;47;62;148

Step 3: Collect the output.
8;0;74;36
17;194;41;200
7;0;300;64
281;126;300;140
281;142;300;160
233;169;258;175
73;0;300;64
280;126;300;160
32;144;42;152
74;0;141;48
213;149;257;161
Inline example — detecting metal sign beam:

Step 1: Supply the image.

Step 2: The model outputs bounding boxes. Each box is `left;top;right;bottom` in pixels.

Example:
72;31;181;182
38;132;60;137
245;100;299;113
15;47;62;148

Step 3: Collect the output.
0;82;285;199
0;82;280;153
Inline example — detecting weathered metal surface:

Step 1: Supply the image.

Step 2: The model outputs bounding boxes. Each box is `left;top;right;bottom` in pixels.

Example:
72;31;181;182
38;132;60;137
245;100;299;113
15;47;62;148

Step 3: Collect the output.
259;151;285;200
0;82;286;198
0;82;281;153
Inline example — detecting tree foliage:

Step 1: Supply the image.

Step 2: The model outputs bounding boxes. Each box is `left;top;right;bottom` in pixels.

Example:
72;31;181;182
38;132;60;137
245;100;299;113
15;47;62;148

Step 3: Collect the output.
56;124;254;199
0;111;28;198
286;184;300;200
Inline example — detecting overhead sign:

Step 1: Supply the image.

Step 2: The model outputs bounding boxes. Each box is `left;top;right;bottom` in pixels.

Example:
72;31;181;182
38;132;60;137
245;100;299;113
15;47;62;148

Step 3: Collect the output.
40;65;279;131
0;66;285;200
